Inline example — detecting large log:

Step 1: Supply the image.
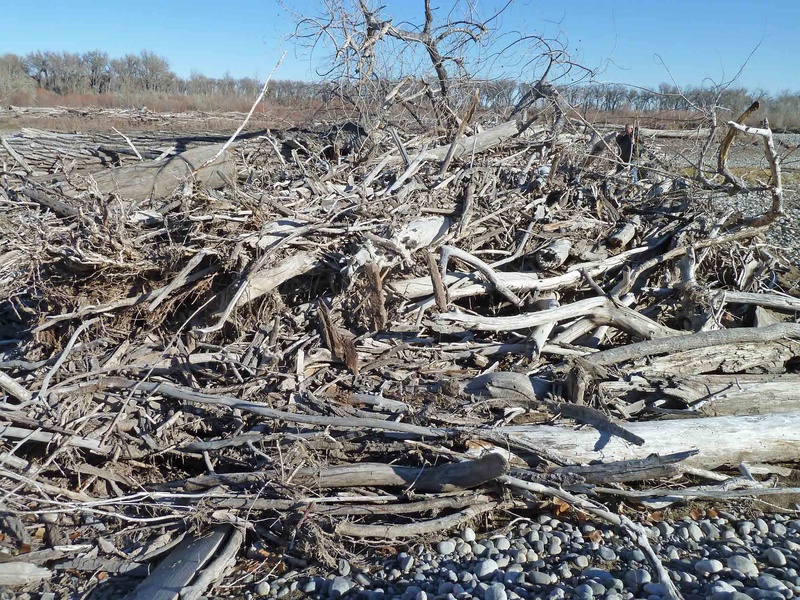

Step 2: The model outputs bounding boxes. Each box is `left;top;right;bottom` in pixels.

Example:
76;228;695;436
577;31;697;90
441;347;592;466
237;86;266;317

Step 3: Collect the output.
158;453;508;493
505;413;800;469
63;142;235;202
599;374;800;417
385;120;547;165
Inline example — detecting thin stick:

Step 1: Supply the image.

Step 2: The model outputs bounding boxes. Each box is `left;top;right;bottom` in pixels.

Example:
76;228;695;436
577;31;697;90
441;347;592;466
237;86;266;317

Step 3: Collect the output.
193;52;287;174
37;318;98;399
111;127;143;161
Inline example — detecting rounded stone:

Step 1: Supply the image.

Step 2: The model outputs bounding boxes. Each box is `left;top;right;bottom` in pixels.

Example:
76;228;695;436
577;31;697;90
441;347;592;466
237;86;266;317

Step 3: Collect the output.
528;571;553;586
573;555;589;569
756;574;787;592
437;541;457;556
686;523;704;542
256;582;271;596
764;548;787;567
695;559;724;575
582;568;614;584
656;522;674;538
624;569;651;590
329;577;352;599
496;537;512;551
485;582;508;600
462;528;477;543
755;518;769;535
573;583;594;598
727;555;759;578
598;547;616;562
474;558;500;580
629;549;646;563
585;581;605;595
338;559;351;577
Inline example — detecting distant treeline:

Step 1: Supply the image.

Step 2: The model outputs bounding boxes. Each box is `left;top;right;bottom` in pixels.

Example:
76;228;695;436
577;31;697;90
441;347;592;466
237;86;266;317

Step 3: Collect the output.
2;50;799;128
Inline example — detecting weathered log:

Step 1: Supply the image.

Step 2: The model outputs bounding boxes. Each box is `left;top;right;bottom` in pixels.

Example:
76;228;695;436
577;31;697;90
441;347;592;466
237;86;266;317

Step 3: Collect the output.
162;453;508;493
385;120;546;165
627;339;800;376
535;238;572;269
599;374;800;416
463;372;643;445
506;413;800;469
529;297;560;356
390;240;662;300
585;323;800;368
133;526;230;600
554;451;698;484
335;502;500;538
437;297;681;340
0;563;52;586
608;216;641;249
64;143;236;202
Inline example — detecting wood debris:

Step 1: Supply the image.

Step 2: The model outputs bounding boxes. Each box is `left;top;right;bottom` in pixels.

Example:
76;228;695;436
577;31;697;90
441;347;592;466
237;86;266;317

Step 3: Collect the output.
0;109;797;597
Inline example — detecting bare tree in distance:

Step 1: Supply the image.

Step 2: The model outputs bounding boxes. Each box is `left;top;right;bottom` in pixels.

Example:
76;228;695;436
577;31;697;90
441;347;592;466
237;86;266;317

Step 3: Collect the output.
287;0;539;130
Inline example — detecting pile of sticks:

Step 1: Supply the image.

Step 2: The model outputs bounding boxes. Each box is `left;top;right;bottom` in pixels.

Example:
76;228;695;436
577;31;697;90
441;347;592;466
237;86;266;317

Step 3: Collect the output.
0;109;797;599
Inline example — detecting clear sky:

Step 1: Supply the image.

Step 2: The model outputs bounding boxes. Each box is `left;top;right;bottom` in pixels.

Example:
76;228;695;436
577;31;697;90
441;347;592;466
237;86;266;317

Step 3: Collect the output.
2;0;798;94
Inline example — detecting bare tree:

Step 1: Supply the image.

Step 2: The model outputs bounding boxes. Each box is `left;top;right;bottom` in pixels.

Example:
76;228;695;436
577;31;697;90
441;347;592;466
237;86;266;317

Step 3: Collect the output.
288;0;515;129
83;50;111;94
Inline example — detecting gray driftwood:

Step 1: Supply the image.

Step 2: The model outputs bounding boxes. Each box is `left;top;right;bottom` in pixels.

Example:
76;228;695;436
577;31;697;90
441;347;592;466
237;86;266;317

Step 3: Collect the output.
133;526;230;600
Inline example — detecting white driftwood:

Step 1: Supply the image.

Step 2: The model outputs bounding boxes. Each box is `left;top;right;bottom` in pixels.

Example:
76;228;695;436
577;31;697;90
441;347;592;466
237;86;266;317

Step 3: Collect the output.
0;371;32;403
505;413;800;469
717;290;800;312
239;251;321;308
599;374;800;416
180;528;244;600
440;245;523;306
437;297;681;339
385;120;546;165
535;238;571;269
529;297;559;355
133;526;230;600
0;562;52;586
608;216;641;249
390;242;658;300
349;217;451;272
727;119;783;222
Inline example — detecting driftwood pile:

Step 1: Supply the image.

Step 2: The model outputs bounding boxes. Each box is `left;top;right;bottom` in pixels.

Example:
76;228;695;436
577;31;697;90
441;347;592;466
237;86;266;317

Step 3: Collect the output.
0;111;798;599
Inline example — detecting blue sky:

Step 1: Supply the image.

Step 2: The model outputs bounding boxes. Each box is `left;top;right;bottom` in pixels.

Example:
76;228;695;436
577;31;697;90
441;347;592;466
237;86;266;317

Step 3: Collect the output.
3;0;798;93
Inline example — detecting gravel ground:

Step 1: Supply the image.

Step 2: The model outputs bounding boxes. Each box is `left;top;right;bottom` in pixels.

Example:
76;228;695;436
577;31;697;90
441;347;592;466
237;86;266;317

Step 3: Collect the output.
262;513;800;600
654;131;799;267
708;190;800;266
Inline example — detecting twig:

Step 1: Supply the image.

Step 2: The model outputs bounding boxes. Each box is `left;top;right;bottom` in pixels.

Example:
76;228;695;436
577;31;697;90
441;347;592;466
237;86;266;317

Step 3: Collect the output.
37;318;98;399
335;502;500;538
193;52;286;174
112;127;143;161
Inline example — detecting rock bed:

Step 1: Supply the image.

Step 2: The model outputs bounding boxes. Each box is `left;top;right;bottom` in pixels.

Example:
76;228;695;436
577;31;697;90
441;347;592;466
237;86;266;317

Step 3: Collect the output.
282;514;800;600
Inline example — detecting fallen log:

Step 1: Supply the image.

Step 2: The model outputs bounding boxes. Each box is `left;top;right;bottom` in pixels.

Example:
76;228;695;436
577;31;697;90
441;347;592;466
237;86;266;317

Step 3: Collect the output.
599;374;800;417
584;323;800;368
63;142;236;202
505;412;800;469
436;297;682;340
133;526;230;600
0;563;52;587
156;453;508;493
